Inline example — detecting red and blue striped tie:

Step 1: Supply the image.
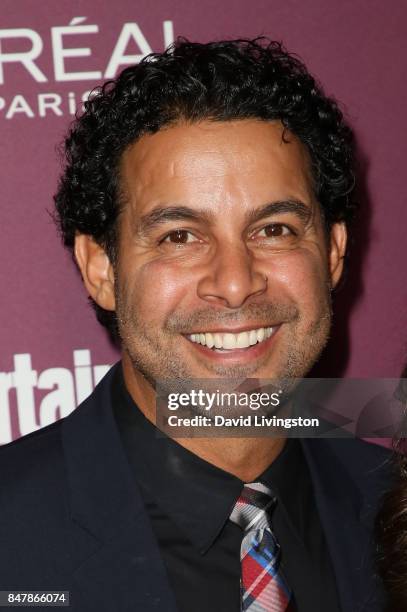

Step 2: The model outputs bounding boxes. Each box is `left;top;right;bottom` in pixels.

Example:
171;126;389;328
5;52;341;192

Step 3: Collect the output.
230;482;293;611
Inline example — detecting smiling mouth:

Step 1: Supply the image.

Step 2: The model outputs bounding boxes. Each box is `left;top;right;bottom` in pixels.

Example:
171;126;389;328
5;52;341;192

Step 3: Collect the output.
186;326;276;351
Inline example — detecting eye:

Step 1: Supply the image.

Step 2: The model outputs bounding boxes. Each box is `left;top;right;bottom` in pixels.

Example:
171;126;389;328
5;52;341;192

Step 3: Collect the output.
160;229;198;244
255;223;295;239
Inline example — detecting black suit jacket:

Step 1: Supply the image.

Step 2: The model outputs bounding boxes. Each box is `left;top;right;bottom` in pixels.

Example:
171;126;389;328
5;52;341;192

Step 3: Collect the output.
0;364;392;611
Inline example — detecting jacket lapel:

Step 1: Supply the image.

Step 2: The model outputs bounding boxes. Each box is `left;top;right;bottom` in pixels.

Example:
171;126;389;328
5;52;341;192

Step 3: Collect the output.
301;438;384;612
61;365;178;612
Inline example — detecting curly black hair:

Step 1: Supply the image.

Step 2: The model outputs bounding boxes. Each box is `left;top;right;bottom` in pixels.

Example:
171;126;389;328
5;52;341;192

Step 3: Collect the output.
54;37;356;340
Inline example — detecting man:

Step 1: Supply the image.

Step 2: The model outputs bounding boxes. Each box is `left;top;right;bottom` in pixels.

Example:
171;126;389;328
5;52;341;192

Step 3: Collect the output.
0;39;391;611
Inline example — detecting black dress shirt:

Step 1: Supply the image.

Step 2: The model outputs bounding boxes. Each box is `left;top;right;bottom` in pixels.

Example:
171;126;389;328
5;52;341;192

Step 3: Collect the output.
112;366;341;612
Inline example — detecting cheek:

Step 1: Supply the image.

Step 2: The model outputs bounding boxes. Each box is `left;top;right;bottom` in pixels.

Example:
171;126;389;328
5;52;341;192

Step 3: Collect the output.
268;248;329;311
122;258;197;321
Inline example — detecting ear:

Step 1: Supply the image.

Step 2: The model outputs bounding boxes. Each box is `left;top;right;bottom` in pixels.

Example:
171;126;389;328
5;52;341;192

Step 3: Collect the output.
329;222;347;288
74;234;116;311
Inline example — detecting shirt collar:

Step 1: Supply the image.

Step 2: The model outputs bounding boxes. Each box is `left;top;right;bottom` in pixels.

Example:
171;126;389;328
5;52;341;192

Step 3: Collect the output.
112;365;242;553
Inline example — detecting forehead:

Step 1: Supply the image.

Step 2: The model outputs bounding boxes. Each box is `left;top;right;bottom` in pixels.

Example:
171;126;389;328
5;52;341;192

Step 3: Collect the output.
120;119;316;215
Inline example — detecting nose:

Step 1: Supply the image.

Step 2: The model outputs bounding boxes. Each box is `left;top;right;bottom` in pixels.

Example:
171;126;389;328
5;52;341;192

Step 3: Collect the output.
197;242;268;309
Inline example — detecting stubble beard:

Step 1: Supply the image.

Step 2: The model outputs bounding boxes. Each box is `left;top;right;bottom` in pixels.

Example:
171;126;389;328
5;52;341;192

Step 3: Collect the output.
115;281;333;389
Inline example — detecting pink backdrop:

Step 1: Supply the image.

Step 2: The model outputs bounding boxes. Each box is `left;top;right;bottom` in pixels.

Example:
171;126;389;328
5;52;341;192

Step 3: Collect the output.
1;0;406;444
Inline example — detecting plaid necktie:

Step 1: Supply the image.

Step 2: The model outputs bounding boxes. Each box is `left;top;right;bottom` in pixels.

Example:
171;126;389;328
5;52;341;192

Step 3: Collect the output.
230;482;293;611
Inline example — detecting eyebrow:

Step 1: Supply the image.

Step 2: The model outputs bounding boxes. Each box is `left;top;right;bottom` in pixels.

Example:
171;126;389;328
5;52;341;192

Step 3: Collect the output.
245;200;312;225
136;206;213;236
136;199;312;236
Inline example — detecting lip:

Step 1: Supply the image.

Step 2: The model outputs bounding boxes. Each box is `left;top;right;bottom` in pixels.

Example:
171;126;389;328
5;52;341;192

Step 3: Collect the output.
184;323;281;335
183;324;281;363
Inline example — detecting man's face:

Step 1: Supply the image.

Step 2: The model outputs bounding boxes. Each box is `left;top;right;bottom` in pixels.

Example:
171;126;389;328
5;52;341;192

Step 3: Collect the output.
111;119;344;382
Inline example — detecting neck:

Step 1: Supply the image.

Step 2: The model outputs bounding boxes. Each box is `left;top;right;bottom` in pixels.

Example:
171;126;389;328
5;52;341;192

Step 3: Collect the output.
176;436;286;482
122;356;287;481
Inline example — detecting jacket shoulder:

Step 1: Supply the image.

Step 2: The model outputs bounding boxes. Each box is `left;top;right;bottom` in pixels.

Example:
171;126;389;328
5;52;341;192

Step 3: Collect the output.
325;437;392;475
306;437;395;510
0;386;109;585
0;418;64;488
0;419;69;533
0;362;118;477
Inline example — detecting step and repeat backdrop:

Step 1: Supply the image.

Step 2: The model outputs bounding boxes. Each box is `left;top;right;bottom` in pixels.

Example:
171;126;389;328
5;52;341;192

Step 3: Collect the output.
1;0;406;444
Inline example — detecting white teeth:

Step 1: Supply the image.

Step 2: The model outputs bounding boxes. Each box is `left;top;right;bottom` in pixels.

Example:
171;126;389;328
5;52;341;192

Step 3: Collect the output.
236;332;250;348
223;333;237;349
206;332;215;348
214;333;222;348
249;330;258;345
188;326;274;350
